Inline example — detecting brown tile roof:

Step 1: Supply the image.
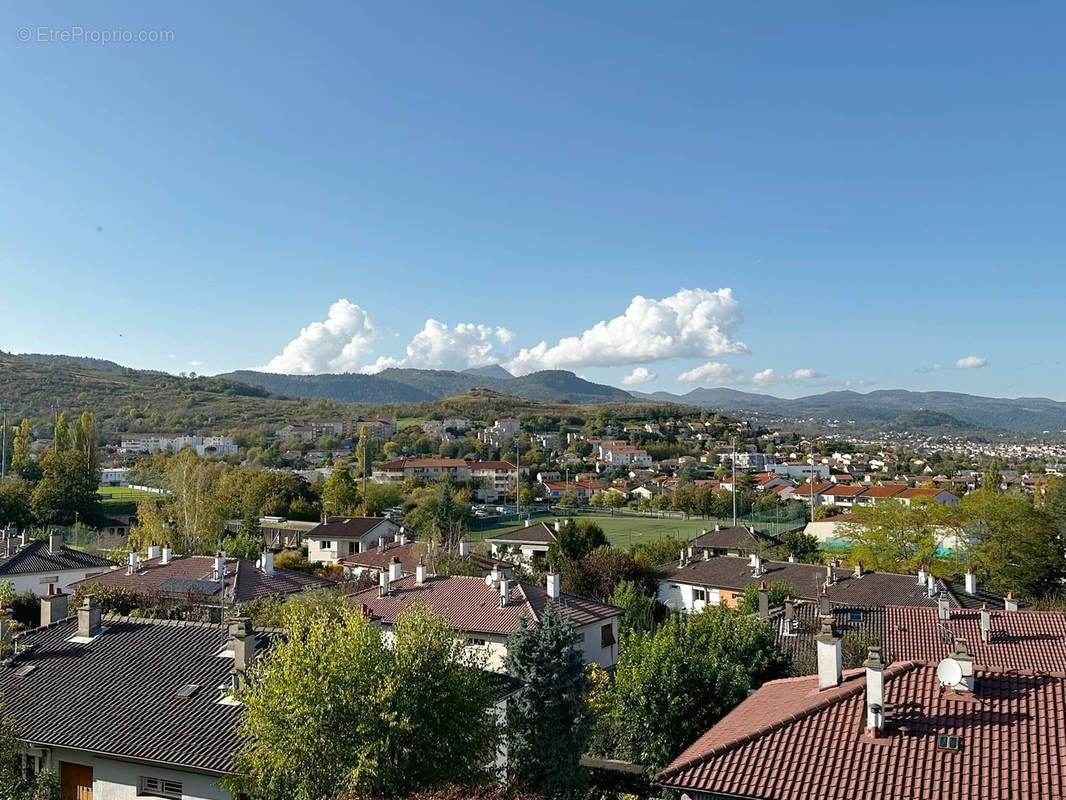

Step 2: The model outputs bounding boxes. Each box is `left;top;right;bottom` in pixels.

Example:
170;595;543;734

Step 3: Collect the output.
691;526;777;552
884;605;1066;673
468;461;517;470
349;575;619;635
305;516;394;540
484;522;558;545
660;557;1004;610
70;555;333;603
377;458;468;470
657;662;1066;799
338;541;511;574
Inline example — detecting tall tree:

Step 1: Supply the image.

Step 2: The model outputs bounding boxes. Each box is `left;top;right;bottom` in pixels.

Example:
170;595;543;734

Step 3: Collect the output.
505;603;592;797
959;490;1066;598
839;498;955;573
71;412;100;483
983;458;1001;492
9;420;38;483
594;608;788;772
321;468;360;517
226;603;496;800
51;413;69;454
30;450;99;526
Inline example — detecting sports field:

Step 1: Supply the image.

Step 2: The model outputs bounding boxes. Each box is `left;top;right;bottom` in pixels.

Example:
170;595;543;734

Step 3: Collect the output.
96;486;159;503
468;512;802;548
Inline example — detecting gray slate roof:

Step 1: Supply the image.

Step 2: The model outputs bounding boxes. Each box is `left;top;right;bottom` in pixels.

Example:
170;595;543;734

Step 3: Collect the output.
0;616;274;774
484;522;558;545
0;540;114;576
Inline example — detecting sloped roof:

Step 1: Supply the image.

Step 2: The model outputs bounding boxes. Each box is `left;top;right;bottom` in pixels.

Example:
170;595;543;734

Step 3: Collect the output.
660;556;1007;610
349;575;619;635
70;555;333;603
657;662;1066;799
0;616;274;773
0;540;114;576
691;526;778;552
884;606;1066;673
304;516;394;540
484;522;558;545
338;540;512;574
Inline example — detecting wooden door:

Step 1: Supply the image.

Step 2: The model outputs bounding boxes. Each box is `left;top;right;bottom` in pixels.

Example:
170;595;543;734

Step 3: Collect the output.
59;761;93;800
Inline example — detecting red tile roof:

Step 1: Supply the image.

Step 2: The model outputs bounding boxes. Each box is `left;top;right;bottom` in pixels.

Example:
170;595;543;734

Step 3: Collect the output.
658;662;1066;799
897;486;956;499
348;575;620;635
860;484;906;498
884;606;1066;673
821;484;866;497
377;458;469;471
338;540;511;574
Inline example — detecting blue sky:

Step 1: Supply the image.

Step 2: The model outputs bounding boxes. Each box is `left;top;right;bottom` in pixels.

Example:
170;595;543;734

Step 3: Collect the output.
1;1;1064;398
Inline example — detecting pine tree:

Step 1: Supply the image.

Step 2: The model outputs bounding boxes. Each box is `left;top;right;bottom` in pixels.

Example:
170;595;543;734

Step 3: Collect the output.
505;603;592;797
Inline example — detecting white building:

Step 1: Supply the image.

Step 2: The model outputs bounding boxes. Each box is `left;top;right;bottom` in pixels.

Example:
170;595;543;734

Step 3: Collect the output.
0;532;114;595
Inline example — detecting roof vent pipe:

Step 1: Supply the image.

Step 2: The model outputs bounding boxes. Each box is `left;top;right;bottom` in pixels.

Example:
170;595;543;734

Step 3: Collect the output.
980;604;991;642
864;646;886;735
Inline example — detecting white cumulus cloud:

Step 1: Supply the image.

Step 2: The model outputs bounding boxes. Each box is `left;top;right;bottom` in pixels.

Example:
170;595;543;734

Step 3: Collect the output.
506;288;747;375
676;361;744;383
752;367;821;386
955;355;987;369
261;298;378;374
621;367;657;385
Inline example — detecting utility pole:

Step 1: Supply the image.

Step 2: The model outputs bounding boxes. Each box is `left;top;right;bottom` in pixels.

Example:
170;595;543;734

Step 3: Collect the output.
1;407;6;480
515;432;521;519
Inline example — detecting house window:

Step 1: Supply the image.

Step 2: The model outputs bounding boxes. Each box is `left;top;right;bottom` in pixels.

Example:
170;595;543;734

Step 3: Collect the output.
600;623;616;648
320;540;331;549
38;576;59;585
139;776;183;799
467;637;487;646
693;588;706;603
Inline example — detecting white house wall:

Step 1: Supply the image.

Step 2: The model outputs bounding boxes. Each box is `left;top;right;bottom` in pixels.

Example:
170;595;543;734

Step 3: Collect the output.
42;746;226;800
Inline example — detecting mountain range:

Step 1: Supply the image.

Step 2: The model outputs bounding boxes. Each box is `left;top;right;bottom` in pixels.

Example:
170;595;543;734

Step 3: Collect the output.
7;351;1066;435
217;367;632;405
634;387;1066;433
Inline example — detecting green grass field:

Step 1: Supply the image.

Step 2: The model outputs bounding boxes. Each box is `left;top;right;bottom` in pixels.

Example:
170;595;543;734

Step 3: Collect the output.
468;512;738;548
96;486;159;503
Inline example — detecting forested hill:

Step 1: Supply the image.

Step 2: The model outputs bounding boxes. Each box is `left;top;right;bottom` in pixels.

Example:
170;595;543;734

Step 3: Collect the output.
0;353;687;439
217;367;635;404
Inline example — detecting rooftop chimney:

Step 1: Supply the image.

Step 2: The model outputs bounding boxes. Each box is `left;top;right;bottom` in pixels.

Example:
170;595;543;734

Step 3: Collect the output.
980;604;991;642
819;587;831;616
546;570;560;600
1004;591;1018;612
965;568;977;596
815;616;842;690
752;554;764;577
147;543;161;560
40;592;69;627
379;570;390;596
784;595;795;622
554;520;561;532
788;553;796;563
213;551;226;582
757;582;769;620
228;617;256;689
397;531;407;546
499;577;510;606
824;564;836;588
127;550;140;575
853;561;864;579
714;524;720;531
18;531;27;549
160;545;172;565
77;595;102;639
679;547;687;569
48;531;64;554
261;549;275;576
378;537;386;553
926;572;936;598
415;561;427;584
951;638;975;692
459;540;470;557
917;564;927;586
388;556;403;583
937;591;950;620
864;646;885;735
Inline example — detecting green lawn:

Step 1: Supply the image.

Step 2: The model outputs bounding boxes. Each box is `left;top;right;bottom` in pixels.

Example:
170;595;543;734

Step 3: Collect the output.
97;486;159;503
468;512;726;548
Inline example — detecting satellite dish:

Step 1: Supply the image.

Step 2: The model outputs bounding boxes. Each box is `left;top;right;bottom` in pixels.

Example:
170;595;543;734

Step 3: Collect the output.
936;657;963;688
